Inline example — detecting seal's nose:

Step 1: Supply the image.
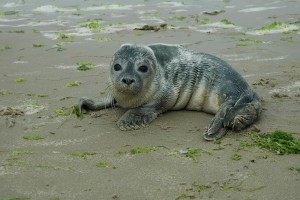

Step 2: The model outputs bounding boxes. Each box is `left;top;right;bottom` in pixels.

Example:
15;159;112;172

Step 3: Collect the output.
122;78;135;85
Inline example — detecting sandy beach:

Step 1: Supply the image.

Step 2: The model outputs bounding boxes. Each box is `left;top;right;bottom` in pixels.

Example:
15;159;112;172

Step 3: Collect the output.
1;0;300;199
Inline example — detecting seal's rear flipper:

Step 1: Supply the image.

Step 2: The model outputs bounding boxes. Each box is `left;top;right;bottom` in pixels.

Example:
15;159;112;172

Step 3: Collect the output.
223;92;262;131
203;127;228;141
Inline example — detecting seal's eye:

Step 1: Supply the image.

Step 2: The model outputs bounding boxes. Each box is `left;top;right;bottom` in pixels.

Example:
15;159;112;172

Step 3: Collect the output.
138;65;148;73
114;64;122;71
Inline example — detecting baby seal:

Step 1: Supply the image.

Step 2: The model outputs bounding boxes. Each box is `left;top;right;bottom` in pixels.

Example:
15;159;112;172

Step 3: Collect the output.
79;43;262;140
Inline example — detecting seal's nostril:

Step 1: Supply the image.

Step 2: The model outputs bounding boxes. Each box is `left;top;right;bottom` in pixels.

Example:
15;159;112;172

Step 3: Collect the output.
122;78;135;85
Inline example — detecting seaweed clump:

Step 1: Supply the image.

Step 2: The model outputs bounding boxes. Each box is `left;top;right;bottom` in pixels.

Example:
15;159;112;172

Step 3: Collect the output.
76;62;94;71
181;148;213;163
257;22;285;31
51;105;83;119
250;130;300;154
130;146;160;154
96;161;109;168
220;19;235;25
23;135;45;140
134;24;168;32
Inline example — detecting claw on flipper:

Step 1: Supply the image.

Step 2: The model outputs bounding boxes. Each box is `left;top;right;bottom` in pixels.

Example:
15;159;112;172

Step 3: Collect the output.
203;128;228;141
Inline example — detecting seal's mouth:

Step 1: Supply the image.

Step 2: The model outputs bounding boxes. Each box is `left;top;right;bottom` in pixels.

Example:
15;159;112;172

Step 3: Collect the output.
115;85;140;95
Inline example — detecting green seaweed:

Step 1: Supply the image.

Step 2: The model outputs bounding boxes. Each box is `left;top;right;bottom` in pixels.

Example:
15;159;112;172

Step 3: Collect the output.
17;56;24;61
32;29;40;33
4;159;31;167
13;30;25;33
71;152;96;159
231;154;242;161
195;17;210;24
238;38;263;43
33;44;45;47
258;22;283;30
37;94;48;97
66;81;82;87
22;100;39;109
23;135;45;140
144;11;160;15
71;105;84;119
134;31;143;36
0;11;19;16
3;197;30;200
283;30;297;34
0;90;13;95
171;16;186;21
7;151;32;160
15;77;26;83
96;161;109;168
80;18;103;31
221;184;241;191
220;19;235;25
280;36;293;42
76;62;94;71
53;108;70;116
5;45;12;50
58;33;73;39
30;123;46;131
255;22;296;31
236;43;252;47
84;22;101;29
234;140;254;151
130;146;160;154
183;148;213;163
192;182;211;191
250;130;300;154
4;151;74;172
11;151;31;157
134;25;161;31
35;165;74;171
91;37;112;41
26;93;48;97
289;167;300;174
50;105;83;119
57;47;67;51
245;185;266;192
1;45;12;52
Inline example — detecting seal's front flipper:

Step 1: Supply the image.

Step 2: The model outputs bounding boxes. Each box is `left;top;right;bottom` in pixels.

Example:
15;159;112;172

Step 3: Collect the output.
117;107;159;131
78;97;115;113
203;127;228;141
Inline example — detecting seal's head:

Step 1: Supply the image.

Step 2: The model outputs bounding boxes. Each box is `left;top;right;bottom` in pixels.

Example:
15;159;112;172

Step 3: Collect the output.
109;44;159;108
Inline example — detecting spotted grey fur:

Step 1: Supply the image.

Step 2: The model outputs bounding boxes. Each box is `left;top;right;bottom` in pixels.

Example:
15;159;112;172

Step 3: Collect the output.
79;43;262;140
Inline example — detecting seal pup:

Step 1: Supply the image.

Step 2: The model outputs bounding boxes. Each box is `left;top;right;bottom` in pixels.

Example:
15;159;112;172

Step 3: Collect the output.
78;43;262;140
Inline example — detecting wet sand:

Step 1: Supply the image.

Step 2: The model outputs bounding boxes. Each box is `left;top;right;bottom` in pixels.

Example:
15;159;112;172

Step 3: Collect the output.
1;0;300;199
